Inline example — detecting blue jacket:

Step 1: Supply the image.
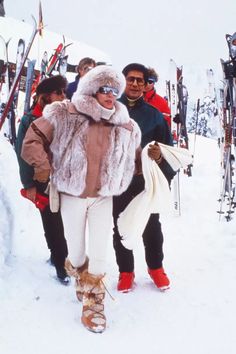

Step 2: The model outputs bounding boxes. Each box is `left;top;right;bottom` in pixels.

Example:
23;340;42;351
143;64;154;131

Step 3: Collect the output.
119;94;173;147
66;75;79;100
119;94;175;183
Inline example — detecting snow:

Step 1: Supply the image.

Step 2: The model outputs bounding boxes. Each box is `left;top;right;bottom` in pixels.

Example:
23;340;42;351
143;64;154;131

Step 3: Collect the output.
1;131;236;354
1;0;236;350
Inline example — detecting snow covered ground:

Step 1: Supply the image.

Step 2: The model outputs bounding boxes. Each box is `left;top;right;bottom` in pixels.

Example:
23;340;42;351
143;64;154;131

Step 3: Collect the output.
0;132;236;354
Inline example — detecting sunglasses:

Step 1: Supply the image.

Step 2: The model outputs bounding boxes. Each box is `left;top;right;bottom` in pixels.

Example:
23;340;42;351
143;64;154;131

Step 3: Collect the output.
147;78;155;84
52;88;66;95
82;66;93;73
126;76;145;85
98;86;119;97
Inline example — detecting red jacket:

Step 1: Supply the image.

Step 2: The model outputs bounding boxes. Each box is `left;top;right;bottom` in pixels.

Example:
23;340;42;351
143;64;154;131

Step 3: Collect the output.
144;89;171;127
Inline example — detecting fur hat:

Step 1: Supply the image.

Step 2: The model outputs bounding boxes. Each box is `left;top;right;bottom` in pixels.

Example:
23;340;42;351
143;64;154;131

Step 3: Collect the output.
36;75;67;96
75;65;126;98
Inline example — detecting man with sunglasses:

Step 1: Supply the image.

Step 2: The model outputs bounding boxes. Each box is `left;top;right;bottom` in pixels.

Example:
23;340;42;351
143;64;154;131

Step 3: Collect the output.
66;57;96;100
15;75;69;286
144;67;171;127
113;63;175;293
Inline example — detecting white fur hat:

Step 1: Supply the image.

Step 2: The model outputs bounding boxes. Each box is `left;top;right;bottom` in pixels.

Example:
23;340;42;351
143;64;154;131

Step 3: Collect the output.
74;65;126;99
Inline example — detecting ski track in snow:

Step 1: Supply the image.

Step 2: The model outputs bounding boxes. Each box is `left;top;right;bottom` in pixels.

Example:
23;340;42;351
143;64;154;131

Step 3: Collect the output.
0;133;236;354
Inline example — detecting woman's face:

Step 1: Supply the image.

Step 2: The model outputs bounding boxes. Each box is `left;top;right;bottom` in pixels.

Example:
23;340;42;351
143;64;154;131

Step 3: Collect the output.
49;88;66;103
95;86;118;109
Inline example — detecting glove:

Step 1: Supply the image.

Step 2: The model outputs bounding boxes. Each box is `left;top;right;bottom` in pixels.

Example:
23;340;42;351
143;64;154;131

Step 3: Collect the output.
173;113;181;124
20;189;49;211
33;168;50;183
148;143;163;163
24;187;37;202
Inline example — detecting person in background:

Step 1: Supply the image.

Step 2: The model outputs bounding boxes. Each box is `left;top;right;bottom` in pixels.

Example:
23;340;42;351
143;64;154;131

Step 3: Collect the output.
143;67;171;128
113;63;175;293
21;65;141;334
66;57;96;100
15;75;69;285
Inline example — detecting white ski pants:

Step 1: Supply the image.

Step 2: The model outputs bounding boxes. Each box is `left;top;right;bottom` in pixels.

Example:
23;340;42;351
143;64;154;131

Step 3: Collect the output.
60;193;113;275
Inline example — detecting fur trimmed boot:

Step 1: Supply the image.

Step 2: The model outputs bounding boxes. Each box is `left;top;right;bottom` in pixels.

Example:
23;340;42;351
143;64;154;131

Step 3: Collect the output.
64;257;89;301
81;271;106;333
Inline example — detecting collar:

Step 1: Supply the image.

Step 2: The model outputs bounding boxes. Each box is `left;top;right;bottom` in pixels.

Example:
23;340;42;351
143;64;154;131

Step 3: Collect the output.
120;94;144;108
31;103;43;118
72;94;130;125
144;88;156;101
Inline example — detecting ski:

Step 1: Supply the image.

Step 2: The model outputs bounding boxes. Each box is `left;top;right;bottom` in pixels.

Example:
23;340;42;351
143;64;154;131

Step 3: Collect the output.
31;50;48;97
0;35;11;140
46;36;72;76
176;67;192;176
167;59;181;215
46;42;64;76
167;59;193;215
217;32;236;221
0;36;11;98
6;38;26;145
58;54;68;77
24;59;36;114
14;39;25;108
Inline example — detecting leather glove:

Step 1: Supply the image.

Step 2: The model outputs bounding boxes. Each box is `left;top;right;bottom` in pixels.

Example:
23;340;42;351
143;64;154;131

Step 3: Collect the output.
33;168;50;183
148;143;162;163
21;189;49;211
25;187;37;202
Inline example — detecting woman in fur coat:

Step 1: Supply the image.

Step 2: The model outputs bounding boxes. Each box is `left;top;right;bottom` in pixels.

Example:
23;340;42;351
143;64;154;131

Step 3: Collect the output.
21;65;141;333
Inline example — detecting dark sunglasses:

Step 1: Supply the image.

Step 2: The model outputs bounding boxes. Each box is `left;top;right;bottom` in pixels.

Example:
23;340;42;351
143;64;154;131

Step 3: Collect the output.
98;86;119;97
147;78;155;84
126;76;145;85
53;88;66;95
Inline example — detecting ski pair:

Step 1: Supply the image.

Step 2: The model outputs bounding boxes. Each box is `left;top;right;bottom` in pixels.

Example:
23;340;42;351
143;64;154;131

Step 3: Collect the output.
166;59;192;215
217;33;236;221
0;16;40;145
0;36;26;144
31;37;72;99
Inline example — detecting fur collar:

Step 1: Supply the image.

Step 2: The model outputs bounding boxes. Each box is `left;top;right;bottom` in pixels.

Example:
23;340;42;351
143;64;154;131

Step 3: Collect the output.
72;94;131;125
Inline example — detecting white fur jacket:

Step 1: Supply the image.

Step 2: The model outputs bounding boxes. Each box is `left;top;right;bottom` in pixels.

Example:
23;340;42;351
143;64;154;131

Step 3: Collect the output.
22;96;141;197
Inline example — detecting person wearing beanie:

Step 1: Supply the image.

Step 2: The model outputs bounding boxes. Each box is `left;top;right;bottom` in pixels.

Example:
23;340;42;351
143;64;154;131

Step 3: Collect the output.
143;67;171;127
21;65;141;333
15;75;69;285
66;57;96;100
112;63;175;293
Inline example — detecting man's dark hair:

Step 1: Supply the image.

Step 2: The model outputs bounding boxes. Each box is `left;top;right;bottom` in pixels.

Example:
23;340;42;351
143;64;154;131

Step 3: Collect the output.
122;63;149;83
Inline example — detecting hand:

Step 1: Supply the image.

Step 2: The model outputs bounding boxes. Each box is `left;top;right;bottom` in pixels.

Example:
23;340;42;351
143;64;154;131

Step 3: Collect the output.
173;113;181;124
25;187;37;202
148;143;162;162
33;168;50;183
